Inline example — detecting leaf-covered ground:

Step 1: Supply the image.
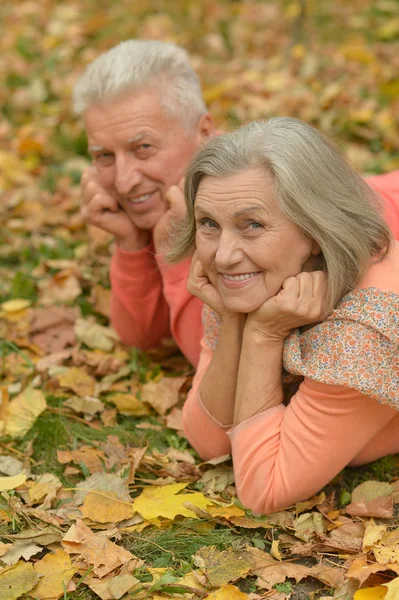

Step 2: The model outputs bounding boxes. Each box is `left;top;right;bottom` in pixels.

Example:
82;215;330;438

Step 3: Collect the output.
1;1;399;599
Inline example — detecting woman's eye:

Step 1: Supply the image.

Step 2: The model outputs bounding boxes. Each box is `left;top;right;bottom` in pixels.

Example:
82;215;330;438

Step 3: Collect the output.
247;221;264;230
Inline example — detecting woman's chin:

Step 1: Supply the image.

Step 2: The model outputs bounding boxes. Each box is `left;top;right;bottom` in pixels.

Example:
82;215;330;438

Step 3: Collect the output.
223;297;266;314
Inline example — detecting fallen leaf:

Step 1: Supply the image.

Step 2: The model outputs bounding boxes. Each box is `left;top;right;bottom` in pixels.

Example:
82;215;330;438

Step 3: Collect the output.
82;490;135;523
85;573;140;599
73;472;131;505
74;318;119;351
347;555;399;586
204;584;251;598
91;284;111;318
0;561;39;599
63;395;105;416
1;539;43;565
295;492;326;515
352;481;394;504
199;465;235;493
3;387;46;437
108;393;151;416
293;511;324;541
1;299;31;313
363;520;387;551
57;367;96;397
383;576;399;600
32;549;76;600
0;472;27;492
57;446;106;474
354;587;387;599
28;473;62;506
193;546;252;587
346;495;394;519
141;377;186;415
132;482;212;520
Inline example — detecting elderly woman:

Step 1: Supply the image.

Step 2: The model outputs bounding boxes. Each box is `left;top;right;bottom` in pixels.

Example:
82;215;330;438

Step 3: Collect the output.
169;118;399;515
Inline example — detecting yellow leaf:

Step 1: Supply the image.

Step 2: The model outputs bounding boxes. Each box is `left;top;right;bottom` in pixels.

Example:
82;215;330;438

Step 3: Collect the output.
57;367;96;397
74;318;119;352
383;576;399;600
86;573;140;599
270;539;282;561
32;549;76;600
206;503;245;520
340;44;375;64
205;584;250;599
28;473;62;505
362;520;387;550
82;491;135;523
377;19;399;41
109;393;151;416
193;546;252;587
354;587;387;599
4;388;47;438
1;299;31;313
0;472;27;492
132;483;211;520
0;561;39;599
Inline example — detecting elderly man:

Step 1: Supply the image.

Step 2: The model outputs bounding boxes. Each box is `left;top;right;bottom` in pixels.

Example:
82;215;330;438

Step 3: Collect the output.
73;40;215;366
74;39;399;367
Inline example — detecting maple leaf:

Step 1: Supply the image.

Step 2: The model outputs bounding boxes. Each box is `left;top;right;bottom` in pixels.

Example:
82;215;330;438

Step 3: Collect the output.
132;482;212;520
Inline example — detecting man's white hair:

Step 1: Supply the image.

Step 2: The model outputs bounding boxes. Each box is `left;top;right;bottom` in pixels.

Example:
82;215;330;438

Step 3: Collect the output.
73;39;207;131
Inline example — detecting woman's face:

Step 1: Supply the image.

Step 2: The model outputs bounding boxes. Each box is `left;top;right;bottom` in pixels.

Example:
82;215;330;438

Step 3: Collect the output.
194;167;320;313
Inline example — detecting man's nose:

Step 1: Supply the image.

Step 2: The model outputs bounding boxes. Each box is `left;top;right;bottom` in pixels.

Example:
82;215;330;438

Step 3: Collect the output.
114;154;144;195
215;230;243;269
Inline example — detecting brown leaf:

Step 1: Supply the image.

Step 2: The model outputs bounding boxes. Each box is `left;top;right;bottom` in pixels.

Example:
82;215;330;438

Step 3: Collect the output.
346;495;394;518
193;545;252;587
81;491;135;524
57;367;96;397
140;377;186;415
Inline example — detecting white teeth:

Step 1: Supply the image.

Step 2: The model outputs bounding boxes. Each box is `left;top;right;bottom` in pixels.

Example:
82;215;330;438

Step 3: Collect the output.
222;272;259;281
131;194;151;204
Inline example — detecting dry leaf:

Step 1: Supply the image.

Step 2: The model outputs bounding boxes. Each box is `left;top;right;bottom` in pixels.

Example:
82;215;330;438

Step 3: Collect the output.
73;472;131;505
193;546;252;587
82;491;135;523
0;561;39;599
1;539;43;565
3;387;46;438
57;367;96;397
205;584;251;598
141;377;186;415
57;446;106;474
132;482;211;520
28;473;62;506
0;472;27;492
108;393;151;416
354;587;388;599
74;318;119;351
85;573;140;599
1;299;31;313
63;395;105;416
32;549;76;600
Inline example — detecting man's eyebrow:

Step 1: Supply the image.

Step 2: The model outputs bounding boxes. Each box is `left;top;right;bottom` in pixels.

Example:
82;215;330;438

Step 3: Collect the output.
128;133;150;144
88;145;105;153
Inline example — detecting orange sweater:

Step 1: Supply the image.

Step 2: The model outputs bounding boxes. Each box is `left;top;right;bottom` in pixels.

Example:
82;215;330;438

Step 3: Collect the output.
110;172;399;367
182;243;399;514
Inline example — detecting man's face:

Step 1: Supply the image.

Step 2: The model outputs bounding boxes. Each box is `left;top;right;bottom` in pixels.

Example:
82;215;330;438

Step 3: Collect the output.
84;90;208;231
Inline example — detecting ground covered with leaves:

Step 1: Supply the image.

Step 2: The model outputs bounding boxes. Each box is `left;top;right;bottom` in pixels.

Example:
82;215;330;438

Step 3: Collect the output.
1;1;399;599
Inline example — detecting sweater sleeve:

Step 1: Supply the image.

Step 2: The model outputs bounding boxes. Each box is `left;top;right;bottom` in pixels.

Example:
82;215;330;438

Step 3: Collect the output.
228;378;399;515
182;337;232;459
366;170;399;239
157;256;203;368
110;245;171;350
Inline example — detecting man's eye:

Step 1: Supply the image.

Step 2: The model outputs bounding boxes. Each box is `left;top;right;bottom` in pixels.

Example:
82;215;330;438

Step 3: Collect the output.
200;218;219;229
94;153;114;165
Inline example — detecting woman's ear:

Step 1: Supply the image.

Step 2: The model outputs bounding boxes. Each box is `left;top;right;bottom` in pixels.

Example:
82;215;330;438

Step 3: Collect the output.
311;240;321;256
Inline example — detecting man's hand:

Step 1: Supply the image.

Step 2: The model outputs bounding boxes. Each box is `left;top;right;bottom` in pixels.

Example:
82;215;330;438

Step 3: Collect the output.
153;180;186;256
81;167;150;251
246;271;329;340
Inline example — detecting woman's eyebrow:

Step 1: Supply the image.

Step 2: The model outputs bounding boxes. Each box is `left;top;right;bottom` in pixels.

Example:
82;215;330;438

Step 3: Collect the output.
232;206;266;218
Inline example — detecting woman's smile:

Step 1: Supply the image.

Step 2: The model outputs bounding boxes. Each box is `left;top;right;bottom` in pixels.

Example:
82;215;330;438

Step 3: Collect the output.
219;271;262;289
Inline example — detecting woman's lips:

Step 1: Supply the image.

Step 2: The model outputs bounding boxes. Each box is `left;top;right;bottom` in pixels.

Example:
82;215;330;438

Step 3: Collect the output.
219;271;262;289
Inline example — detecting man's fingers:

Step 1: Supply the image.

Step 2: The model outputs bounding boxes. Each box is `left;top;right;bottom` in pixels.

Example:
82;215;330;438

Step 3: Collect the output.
165;185;186;219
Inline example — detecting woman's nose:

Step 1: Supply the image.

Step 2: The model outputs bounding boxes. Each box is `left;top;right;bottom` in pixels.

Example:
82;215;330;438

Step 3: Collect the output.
215;231;243;269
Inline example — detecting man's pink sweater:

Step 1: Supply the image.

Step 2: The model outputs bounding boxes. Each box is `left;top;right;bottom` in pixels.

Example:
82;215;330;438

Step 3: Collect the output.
110;171;399;367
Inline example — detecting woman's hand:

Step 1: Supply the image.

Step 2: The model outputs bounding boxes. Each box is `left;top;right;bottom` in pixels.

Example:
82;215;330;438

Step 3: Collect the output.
187;251;232;319
246;271;329;340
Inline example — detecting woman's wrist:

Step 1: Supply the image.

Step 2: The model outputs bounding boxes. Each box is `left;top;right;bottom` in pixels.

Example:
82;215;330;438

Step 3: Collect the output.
244;317;287;345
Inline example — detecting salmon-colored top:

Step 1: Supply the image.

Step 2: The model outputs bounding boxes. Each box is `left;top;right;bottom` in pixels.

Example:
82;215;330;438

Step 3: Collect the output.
183;242;399;515
110;244;202;367
109;171;399;370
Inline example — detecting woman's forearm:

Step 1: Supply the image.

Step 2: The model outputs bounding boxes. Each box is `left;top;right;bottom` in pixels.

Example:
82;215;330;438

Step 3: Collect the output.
199;314;245;426
234;325;284;425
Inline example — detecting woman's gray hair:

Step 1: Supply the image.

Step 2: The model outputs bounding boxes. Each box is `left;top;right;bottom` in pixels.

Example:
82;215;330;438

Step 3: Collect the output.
73;40;207;131
170;118;392;311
